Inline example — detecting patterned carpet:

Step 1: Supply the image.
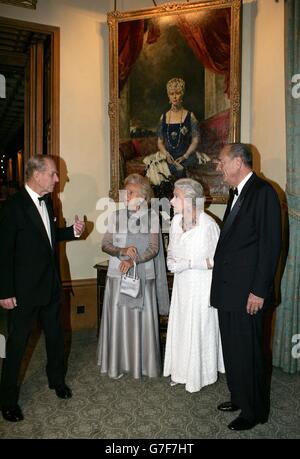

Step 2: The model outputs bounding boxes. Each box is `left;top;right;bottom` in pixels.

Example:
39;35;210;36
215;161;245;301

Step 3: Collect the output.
0;328;300;439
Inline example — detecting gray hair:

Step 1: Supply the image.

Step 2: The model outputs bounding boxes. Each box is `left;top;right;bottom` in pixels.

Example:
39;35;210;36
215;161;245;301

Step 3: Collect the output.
124;173;153;204
174;178;205;209
25;155;54;181
227;143;253;168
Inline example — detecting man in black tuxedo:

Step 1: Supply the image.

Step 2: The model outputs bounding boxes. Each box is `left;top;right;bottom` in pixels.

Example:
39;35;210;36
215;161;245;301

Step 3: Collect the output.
211;143;281;431
0;155;85;422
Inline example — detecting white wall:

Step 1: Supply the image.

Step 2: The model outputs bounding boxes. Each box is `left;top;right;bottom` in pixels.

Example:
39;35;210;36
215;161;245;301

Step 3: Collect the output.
251;0;286;188
0;0;286;278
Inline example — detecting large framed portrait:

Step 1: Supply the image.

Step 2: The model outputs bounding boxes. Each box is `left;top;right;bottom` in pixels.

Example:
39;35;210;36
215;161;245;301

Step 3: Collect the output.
108;0;241;203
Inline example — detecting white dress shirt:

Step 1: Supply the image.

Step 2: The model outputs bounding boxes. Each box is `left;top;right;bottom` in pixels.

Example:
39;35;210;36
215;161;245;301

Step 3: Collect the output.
231;171;253;210
25;184;52;246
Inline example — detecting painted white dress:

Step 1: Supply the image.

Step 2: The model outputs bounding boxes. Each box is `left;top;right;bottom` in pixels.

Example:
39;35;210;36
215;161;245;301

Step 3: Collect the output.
163;212;225;393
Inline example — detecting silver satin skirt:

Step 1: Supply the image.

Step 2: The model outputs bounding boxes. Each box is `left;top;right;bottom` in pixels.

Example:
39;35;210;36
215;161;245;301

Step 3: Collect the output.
97;277;162;379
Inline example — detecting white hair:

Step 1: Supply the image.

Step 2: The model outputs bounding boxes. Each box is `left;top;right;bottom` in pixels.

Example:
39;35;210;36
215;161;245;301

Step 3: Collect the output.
174;178;205;211
124;173;153;203
25;154;54;181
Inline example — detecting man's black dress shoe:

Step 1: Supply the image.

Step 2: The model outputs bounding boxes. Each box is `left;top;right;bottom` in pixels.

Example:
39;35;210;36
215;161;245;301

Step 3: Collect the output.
228;416;265;431
1;405;24;422
50;384;72;399
217;401;240;412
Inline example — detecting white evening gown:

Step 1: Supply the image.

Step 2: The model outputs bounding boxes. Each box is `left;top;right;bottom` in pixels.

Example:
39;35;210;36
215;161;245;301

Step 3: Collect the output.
163;212;225;393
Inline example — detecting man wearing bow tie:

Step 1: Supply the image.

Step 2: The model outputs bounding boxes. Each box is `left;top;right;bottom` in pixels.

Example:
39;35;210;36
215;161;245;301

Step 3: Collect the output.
0;155;85;422
211;143;281;431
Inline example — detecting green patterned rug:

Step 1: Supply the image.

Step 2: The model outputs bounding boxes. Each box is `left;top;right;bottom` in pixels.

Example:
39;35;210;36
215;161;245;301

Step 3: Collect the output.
0;329;299;439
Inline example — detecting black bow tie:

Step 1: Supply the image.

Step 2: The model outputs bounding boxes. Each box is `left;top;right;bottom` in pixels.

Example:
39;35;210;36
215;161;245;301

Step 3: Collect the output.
233;188;238;196
38;194;49;205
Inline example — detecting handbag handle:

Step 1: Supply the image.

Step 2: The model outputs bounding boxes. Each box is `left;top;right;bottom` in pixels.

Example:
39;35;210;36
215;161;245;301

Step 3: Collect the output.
132;260;137;279
124;258;137;279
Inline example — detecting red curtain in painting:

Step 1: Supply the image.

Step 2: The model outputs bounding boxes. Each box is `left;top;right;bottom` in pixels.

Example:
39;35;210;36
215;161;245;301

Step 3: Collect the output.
118;20;144;93
176;8;231;95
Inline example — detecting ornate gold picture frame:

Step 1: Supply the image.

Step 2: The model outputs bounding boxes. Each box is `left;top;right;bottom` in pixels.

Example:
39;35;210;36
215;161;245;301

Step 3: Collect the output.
0;0;37;8
108;0;241;203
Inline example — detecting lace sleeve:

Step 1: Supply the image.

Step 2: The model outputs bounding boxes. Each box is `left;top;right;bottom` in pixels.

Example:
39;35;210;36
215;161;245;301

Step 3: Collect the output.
136;231;159;263
101;230;121;258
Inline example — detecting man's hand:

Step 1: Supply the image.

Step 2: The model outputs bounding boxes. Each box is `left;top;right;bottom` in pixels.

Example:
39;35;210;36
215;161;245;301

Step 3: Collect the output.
0;297;17;310
73;215;85;237
246;292;264;315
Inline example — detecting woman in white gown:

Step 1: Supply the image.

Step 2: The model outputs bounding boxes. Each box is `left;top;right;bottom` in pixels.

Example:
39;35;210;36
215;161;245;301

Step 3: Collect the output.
163;178;224;392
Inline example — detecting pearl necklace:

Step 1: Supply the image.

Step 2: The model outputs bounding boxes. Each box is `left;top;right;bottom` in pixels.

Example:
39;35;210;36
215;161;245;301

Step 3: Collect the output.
166;109;183;150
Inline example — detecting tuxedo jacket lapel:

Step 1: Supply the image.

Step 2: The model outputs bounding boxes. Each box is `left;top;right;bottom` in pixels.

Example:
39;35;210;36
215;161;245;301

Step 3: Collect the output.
219;196;244;243
45;198;57;250
223;188;235;223
219;173;257;244
20;189;53;251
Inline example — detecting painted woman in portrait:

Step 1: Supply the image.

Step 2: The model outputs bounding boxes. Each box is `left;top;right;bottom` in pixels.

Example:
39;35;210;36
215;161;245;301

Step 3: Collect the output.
157;78;209;179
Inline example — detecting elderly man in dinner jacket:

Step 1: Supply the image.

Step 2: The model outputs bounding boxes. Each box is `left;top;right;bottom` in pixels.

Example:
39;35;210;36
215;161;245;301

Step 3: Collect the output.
211;143;281;431
0;154;85;422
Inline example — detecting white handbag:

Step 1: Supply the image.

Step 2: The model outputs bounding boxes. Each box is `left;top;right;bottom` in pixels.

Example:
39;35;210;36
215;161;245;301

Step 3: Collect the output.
120;261;141;298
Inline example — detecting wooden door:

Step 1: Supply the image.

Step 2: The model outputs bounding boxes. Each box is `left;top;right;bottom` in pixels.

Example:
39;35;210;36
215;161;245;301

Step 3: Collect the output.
0;17;60;166
24;40;44;160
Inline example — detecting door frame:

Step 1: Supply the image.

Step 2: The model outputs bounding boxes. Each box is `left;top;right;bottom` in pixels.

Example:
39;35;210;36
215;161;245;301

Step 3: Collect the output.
0;16;60;158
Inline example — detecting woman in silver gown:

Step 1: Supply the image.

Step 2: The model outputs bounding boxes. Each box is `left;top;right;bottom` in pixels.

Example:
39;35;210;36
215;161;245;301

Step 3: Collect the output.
97;174;169;379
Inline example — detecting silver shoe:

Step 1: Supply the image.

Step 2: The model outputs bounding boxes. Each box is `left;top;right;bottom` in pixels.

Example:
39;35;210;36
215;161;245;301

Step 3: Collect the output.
170;380;178;387
112;373;124;380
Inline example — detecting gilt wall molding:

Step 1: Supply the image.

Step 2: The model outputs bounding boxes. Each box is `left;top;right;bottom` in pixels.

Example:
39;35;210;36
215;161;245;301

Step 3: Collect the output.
0;0;37;9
